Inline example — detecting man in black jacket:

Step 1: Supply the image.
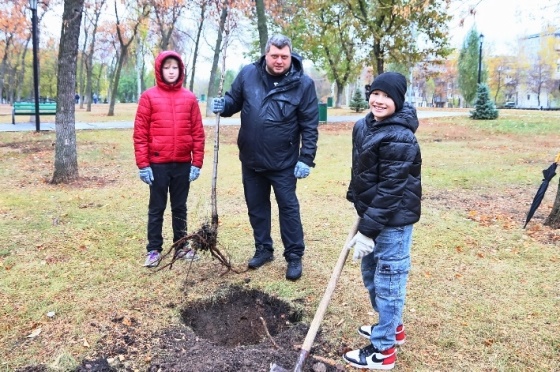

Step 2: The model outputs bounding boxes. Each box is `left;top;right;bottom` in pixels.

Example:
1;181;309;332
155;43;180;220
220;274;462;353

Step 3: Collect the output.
212;34;319;281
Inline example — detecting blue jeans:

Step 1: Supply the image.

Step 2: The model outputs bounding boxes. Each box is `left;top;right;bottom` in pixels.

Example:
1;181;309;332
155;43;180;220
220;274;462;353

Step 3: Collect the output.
361;225;413;351
146;162;191;252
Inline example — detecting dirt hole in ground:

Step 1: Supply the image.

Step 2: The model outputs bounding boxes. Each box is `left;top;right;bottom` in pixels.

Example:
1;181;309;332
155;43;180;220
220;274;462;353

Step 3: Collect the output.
180;285;302;347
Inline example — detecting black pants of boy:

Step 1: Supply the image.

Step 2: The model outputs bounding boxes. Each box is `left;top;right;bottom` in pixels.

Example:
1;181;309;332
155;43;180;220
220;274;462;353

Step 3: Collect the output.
146;162;191;252
241;164;305;259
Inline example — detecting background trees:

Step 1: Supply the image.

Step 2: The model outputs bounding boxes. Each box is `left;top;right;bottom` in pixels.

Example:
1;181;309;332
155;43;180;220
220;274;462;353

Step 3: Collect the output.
2;0;559;114
458;28;483;106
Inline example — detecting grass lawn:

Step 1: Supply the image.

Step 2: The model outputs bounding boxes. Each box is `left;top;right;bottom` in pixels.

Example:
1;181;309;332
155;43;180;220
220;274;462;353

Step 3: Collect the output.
0;108;559;370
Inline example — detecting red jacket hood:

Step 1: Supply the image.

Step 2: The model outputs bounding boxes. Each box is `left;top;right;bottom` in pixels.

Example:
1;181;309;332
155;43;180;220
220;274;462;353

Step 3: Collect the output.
155;51;185;90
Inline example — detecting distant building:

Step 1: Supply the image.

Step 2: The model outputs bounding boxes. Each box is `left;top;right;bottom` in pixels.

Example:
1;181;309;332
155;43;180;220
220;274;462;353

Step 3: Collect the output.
516;30;560;109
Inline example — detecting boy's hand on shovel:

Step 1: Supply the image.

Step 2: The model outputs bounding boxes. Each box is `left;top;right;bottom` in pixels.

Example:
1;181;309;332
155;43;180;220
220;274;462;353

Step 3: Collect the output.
346;232;374;261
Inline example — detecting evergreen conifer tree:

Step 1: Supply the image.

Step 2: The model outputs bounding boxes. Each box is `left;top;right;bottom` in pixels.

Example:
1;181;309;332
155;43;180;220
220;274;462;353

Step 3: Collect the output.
471;84;498;120
349;88;369;112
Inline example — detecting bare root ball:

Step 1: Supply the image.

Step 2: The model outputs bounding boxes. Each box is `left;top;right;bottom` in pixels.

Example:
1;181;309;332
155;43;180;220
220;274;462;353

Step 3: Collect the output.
190;222;218;252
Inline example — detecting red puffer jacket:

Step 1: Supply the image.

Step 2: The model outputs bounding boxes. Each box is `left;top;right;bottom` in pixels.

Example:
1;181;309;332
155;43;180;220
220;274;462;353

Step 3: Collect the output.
133;51;205;169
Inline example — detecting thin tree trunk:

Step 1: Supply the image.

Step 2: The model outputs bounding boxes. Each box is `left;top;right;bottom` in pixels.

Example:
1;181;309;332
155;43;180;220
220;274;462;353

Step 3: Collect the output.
108;1;146;116
0;34;12;103
544;156;560;229
108;46;128;116
85;1;103;111
255;0;268;55
189;2;206;92
78;15;88;108
544;179;560;228
205;4;228;117
136;44;142;102
52;0;85;184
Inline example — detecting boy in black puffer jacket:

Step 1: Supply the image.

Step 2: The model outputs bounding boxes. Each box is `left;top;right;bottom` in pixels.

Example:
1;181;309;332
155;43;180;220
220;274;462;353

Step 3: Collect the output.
344;72;422;370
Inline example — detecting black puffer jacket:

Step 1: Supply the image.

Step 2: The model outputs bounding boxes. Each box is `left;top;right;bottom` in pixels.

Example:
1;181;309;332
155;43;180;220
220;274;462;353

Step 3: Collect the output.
347;103;422;240
221;54;319;171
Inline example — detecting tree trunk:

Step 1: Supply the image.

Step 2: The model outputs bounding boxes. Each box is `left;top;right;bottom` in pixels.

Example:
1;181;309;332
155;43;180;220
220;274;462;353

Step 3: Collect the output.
255;0;268;55
108;46;128;116
85;2;103;111
0;35;11;103
335;81;344;108
136;43;143;101
52;0;84;185
205;5;228;117
78;15;88;108
108;1;146;116
189;2;206;92
544;177;560;229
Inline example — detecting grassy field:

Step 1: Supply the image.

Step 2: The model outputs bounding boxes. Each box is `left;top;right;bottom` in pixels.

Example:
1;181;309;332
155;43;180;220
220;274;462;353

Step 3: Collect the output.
0;108;559;371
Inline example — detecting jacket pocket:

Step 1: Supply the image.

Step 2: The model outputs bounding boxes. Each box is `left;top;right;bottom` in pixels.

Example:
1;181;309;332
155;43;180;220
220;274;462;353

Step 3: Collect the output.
373;257;410;299
264;95;299;123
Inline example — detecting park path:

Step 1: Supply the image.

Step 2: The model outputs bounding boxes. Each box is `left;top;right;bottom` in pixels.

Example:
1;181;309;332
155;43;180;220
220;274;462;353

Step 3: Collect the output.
0;110;467;132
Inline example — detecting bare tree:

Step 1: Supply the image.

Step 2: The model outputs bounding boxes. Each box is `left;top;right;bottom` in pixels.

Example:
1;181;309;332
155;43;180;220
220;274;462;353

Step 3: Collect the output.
205;2;228;117
52;0;85;184
83;0;106;111
188;0;207;92
149;0;188;51
78;14;89;108
107;0;149;116
526;57;554;108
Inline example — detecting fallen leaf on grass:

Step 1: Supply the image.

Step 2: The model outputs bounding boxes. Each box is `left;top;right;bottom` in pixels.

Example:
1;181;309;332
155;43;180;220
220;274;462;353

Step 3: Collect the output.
484;339;494;346
27;327;42;338
83;338;90;347
122;316;132;326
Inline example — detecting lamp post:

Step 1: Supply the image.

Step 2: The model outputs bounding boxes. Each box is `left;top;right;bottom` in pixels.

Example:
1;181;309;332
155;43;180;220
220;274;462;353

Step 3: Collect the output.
477;33;484;85
30;0;40;132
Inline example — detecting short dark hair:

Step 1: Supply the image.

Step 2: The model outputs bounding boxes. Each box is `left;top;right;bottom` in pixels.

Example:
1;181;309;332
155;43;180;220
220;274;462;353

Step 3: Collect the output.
265;35;292;54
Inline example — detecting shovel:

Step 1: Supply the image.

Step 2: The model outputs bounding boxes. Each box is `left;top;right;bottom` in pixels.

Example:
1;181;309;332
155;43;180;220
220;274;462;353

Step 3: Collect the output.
270;216;360;372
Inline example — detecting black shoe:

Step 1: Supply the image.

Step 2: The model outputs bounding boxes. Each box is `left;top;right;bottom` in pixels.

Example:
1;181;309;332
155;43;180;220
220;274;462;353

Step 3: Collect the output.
248;245;274;269
285;256;302;281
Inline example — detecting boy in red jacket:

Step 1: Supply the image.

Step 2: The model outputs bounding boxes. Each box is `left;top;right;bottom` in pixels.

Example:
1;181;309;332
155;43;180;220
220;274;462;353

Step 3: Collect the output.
133;51;205;268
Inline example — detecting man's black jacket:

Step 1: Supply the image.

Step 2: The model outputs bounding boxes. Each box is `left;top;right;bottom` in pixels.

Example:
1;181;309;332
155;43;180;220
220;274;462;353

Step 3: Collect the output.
221;54;319;171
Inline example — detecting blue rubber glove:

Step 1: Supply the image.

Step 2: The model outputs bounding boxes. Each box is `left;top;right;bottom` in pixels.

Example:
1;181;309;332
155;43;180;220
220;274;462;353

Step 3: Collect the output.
189;166;200;182
211;97;225;114
294;161;310;179
139;167;153;185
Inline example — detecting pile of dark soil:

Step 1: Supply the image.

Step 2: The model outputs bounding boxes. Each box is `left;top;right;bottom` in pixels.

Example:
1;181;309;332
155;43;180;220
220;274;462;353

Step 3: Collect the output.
17;286;346;372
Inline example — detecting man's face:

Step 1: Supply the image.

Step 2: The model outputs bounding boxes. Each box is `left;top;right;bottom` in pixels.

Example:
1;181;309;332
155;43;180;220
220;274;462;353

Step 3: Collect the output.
265;45;291;76
162;58;180;84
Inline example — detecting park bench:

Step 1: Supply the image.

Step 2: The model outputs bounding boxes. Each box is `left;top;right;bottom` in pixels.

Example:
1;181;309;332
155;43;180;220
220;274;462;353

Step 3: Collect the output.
12;101;57;124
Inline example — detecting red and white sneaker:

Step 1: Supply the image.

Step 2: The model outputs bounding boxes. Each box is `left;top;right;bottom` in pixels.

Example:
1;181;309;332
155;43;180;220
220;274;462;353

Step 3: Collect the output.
359;324;406;346
343;344;396;370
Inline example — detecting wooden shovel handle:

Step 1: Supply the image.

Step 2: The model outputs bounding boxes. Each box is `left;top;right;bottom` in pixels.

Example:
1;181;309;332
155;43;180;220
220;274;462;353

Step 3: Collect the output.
293;216;360;372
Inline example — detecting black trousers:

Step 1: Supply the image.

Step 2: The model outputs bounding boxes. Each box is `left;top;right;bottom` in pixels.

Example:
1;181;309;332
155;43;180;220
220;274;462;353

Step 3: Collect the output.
146;162;191;252
241;164;305;259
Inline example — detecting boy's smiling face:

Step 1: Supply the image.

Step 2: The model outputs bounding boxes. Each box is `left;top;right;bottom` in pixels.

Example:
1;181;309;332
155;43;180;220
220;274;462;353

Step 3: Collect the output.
369;90;396;121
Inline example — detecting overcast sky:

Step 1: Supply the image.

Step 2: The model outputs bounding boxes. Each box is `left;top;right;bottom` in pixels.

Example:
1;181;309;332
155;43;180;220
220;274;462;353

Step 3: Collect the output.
449;0;558;54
